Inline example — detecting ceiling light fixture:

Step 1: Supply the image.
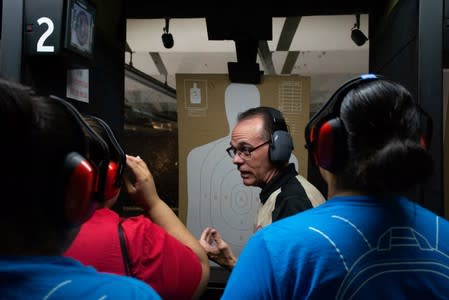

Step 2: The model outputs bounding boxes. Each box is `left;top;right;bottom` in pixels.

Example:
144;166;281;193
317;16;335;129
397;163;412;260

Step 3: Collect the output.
161;17;174;49
351;14;368;47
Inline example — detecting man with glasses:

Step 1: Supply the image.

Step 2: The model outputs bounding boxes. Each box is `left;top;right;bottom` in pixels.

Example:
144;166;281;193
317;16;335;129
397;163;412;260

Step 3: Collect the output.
199;106;325;270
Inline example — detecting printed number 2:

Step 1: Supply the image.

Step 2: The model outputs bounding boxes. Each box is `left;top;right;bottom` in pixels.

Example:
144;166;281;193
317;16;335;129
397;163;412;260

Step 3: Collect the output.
36;17;55;52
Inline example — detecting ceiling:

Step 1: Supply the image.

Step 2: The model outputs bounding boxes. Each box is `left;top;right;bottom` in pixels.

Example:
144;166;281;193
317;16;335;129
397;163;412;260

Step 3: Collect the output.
123;2;379;125
124;2;378;19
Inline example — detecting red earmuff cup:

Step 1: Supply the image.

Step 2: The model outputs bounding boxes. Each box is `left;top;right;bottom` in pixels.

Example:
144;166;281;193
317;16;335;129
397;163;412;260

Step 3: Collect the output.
419;135;428;149
103;161;121;200
309;126;319;165
316;122;335;169
65;157;97;226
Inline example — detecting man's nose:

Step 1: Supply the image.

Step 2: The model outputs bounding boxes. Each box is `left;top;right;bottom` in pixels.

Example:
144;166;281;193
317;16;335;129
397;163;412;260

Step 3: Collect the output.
232;154;244;164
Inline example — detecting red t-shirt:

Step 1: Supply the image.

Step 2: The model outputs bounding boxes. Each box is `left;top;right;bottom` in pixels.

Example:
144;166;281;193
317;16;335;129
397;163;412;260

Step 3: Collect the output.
65;208;202;300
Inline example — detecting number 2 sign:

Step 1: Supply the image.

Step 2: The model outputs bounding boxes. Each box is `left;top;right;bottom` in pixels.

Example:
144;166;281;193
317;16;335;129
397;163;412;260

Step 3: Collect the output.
36;17;55;53
23;0;64;55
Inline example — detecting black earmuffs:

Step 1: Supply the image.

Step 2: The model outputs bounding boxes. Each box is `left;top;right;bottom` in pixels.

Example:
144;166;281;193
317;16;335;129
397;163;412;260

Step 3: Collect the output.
265;107;294;163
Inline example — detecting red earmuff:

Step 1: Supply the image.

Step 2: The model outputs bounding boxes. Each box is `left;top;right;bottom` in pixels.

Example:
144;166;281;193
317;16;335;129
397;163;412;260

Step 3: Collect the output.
305;74;380;173
88;116;125;202
64;152;98;226
305;74;433;175
310;118;347;173
103;161;121;200
51;95;108;227
417;105;433;150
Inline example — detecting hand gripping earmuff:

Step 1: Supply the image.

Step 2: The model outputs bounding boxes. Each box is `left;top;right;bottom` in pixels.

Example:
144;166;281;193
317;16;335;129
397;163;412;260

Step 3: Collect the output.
265;107;294;163
304;74;433;173
50;96;110;226
88;116;126;201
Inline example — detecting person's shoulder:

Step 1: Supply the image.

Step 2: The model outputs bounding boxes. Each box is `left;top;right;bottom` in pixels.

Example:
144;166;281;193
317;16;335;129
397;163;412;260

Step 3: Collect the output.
121;214;163;233
246;213;318;259
256;211;308;236
294;174;326;206
263;203;330;233
45;258;162;299
120;215;170;245
278;173;323;204
87;271;161;299
279;173;306;194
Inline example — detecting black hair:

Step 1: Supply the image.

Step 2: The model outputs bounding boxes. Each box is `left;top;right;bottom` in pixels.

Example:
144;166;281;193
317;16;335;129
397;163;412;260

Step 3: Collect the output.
83;114;125;174
336;79;433;194
83;115;111;163
0;78;88;253
83;115;126;200
237;106;288;141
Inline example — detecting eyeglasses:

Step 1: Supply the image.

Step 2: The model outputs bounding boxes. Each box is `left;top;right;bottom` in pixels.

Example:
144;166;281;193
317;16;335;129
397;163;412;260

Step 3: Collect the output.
226;141;270;160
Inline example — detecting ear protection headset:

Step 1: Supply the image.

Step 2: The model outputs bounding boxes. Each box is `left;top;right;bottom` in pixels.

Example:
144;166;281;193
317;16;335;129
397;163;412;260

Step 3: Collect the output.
50;95;112;226
88;116;126;201
304;74;433;173
416;105;433;150
265;107;294;163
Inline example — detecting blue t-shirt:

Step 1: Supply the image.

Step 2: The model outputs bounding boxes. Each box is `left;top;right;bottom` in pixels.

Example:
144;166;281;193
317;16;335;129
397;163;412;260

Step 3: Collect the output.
222;195;449;299
0;255;161;299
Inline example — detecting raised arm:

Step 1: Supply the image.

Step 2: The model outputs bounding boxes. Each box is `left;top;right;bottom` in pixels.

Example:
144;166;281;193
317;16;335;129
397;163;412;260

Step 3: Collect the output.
123;155;209;299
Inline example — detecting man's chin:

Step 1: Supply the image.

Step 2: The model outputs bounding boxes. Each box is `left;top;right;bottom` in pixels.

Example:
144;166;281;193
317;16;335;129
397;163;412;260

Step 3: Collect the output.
241;179;254;186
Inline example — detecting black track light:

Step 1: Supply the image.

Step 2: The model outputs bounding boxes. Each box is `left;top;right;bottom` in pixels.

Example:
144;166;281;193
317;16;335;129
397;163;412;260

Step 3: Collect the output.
351;14;368;47
162;17;174;49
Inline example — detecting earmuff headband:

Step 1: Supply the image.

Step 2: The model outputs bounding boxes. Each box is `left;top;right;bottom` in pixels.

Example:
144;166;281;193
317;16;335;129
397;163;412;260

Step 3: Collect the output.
304;74;381;172
263;107;293;163
50;95;111;202
89;115;126;187
50;95;109;155
305;74;381;150
304;73;433;173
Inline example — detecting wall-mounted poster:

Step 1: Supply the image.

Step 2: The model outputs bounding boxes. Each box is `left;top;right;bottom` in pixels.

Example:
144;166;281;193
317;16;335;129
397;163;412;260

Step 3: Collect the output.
67;68;89;103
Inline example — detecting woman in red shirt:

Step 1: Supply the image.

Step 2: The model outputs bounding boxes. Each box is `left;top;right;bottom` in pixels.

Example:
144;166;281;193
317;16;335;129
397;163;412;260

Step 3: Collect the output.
65;116;209;299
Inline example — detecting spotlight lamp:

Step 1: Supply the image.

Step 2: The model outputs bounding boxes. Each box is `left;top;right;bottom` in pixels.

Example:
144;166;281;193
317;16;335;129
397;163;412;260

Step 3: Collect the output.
162;17;174;49
351;14;368;47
